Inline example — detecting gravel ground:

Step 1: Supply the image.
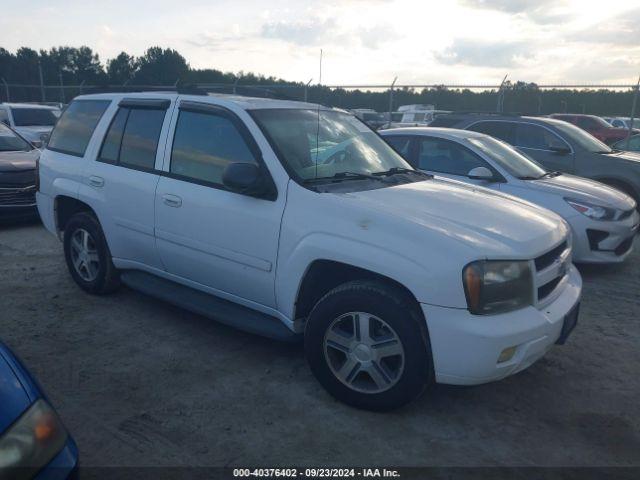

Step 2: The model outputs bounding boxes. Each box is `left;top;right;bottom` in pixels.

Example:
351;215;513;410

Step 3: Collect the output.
1;220;639;468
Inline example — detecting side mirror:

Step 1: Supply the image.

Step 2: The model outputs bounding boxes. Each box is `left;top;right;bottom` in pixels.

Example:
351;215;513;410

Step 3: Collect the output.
31;140;43;149
549;145;571;155
222;162;268;196
467;166;494;181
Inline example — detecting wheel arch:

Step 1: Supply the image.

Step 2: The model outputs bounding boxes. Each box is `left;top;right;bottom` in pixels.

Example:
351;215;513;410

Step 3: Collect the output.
293;259;422;324
54;195;98;234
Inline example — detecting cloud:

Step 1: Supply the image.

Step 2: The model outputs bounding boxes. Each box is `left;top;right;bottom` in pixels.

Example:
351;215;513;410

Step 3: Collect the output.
260;18;398;49
572;7;640;46
434;39;534;68
459;0;570;24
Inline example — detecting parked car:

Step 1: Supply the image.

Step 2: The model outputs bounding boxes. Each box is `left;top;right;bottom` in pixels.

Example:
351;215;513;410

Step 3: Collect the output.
350;109;386;130
0;103;60;147
0;341;78;478
381;128;638;263
609;117;640;130
431;113;640;206
548;113;639;145
0;123;39;220
38;93;581;411
612;134;640;152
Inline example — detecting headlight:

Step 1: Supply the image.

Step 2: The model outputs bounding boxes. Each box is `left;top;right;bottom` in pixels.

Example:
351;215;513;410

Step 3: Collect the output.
565;198;619;221
463;260;533;315
0;399;68;478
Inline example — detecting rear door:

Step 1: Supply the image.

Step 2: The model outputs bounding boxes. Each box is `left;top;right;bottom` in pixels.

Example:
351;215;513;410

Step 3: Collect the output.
79;97;175;269
154;100;285;308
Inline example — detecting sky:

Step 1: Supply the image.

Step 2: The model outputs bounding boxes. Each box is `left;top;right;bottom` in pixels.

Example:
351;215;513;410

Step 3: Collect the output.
1;0;640;86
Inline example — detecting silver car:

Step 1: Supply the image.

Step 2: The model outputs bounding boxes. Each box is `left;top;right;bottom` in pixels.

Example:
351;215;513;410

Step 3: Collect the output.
381;127;639;264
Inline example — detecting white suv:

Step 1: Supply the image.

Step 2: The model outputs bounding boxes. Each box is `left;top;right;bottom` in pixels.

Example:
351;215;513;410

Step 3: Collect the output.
37;93;582;410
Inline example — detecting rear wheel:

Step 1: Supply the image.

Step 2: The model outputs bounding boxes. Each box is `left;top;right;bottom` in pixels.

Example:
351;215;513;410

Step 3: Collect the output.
63;212;120;294
304;280;433;411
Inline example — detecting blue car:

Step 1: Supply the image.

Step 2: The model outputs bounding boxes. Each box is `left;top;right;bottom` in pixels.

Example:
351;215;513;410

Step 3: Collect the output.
0;341;77;479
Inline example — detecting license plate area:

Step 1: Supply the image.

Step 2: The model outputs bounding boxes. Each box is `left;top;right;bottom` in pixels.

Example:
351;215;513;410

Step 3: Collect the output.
556;302;579;345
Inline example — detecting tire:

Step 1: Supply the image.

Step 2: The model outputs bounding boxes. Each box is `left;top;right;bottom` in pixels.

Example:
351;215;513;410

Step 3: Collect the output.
63;212;120;294
304;280;433;411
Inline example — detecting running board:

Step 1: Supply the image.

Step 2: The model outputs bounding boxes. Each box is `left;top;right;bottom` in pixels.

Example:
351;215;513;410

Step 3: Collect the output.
120;270;300;342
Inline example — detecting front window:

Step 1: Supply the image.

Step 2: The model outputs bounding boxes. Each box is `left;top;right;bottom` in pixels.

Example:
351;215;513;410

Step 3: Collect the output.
467;136;547;179
10;108;58;127
551;121;612;153
251;109;412;181
0;124;32;152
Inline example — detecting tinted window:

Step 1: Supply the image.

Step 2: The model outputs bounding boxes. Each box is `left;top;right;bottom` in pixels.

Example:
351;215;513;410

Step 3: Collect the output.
417;138;487;176
384;136;412;160
119;108;165;170
10;108;58;127
467;121;515;144
98;108;128;164
47;100;110;156
429;117;461;128
0;124;32;152
170;110;257;185
515;124;567;150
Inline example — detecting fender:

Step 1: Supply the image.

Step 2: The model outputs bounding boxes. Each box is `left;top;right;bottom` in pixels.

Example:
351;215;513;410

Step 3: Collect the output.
275;232;468;320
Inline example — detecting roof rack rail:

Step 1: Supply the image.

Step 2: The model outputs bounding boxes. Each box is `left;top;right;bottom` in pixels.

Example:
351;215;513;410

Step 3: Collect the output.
440;110;544;117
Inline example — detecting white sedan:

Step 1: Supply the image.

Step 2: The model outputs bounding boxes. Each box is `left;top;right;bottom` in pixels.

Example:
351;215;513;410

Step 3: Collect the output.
381;127;639;264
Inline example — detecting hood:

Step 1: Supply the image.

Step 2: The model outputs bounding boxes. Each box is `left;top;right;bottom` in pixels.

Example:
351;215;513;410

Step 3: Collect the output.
13;126;52;142
0;149;39;172
604;150;640;163
0;347;31;433
344;179;567;258
527;174;636;210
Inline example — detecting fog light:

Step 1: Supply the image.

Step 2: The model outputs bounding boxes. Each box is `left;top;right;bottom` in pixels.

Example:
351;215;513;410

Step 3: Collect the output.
498;346;517;363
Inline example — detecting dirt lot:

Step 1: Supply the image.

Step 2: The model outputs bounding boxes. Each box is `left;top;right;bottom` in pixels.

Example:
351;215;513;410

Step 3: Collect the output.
1;220;639;468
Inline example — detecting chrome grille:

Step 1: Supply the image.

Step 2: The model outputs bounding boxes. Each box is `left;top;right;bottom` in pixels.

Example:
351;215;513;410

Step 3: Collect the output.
534;240;571;306
0;185;37;207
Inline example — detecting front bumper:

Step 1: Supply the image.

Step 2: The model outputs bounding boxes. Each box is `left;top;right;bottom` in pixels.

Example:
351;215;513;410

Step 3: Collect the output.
569;210;640;263
422;264;582;385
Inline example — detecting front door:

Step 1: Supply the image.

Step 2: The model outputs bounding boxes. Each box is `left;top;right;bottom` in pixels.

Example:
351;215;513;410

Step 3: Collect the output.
513;122;576;174
154;101;285;308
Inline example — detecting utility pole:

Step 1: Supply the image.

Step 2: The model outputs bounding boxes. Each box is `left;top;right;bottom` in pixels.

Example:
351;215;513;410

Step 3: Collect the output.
59;72;65;103
1;78;9;102
38;61;45;102
304;78;313;102
626;75;640;150
496;74;508;112
387;77;397;128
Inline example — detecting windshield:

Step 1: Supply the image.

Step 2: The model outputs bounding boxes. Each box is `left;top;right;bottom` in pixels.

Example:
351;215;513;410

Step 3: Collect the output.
0;124;32;151
251;109;412;181
10;108;58;127
551;121;612;153
468;136;547;179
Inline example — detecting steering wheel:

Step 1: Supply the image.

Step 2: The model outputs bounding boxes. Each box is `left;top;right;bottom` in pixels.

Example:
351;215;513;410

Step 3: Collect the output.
324;147;352;166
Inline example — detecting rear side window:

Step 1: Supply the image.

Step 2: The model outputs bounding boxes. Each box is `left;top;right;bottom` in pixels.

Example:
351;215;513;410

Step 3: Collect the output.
98;107;166;170
170;110;257;185
47;100;110;156
467;121;516;144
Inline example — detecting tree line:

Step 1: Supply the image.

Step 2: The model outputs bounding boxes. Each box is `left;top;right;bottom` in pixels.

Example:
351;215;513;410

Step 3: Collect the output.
0;45;637;116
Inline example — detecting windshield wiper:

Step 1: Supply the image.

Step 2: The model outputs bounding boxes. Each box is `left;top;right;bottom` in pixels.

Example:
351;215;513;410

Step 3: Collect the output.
303;171;390;184
373;167;433;178
541;171;562;178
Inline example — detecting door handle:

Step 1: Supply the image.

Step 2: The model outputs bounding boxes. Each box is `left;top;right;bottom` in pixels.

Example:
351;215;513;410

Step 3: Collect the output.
162;194;182;208
88;176;104;188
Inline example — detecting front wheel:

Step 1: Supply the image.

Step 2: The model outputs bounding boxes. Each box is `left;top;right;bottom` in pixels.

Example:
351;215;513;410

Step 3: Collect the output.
304;280;433;411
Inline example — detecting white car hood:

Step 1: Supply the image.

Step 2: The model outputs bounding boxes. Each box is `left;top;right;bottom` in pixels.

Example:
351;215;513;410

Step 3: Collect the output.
528;174;636;210
343;179;567;258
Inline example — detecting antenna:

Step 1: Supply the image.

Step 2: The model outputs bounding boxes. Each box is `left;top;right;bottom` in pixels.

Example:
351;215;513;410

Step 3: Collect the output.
319;49;323;86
